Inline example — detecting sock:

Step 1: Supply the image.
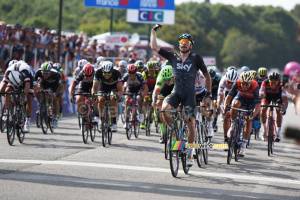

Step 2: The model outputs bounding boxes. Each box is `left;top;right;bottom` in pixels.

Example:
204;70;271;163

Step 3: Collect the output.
59;107;62;113
207;120;212;128
277;127;281;138
26;117;31;122
112;117;116;124
159;123;164;135
213;117;217;124
242;139;248;147
263;123;266;132
188;147;193;157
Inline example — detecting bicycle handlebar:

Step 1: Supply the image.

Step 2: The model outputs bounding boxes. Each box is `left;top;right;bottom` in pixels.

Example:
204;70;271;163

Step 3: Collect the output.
227;106;253;113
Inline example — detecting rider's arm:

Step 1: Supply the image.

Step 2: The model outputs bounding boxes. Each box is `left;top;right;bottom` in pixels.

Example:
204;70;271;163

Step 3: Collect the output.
117;82;123;100
259;81;266;99
68;83;76;97
203;72;212;93
150;29;160;53
24;82;30;96
252;86;261;117
142;83;148;98
92;69;100;95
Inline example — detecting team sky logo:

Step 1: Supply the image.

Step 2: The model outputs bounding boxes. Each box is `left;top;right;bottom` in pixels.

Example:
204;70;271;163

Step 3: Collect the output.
139;10;163;22
176;63;192;72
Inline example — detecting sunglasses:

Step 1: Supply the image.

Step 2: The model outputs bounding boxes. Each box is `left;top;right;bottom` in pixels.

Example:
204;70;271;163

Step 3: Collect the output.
163;78;171;82
226;80;234;85
241;82;250;86
103;72;112;75
84;75;93;77
269;81;278;85
41;71;50;75
179;39;191;44
148;69;155;72
129;72;136;75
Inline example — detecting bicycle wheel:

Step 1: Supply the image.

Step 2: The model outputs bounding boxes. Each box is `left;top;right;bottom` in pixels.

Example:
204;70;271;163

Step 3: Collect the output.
267;118;273;156
126;117;132;140
6;104;16;146
234;127;240;162
145;106;151;136
164;125;169;160
108;128;112;145
1;104;7;132
202;124;208;164
36;111;41;128
227;132;234;164
181;149;190;174
48;102;54;133
77;113;82;129
17;107;26;143
169;127;180;178
196;122;203;168
40;102;48;134
101;117;107;147
90;123;97;142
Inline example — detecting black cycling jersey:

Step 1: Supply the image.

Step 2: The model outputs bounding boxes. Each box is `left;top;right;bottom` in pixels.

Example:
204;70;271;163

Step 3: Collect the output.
35;68;62;92
94;68;122;85
121;72;146;88
72;70;93;93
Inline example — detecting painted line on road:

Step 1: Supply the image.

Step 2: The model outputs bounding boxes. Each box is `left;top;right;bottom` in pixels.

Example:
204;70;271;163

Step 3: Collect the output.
1;159;300;185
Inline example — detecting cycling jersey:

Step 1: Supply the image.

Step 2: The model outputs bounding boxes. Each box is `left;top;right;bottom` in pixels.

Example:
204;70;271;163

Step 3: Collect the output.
35;68;62;93
94;68;122;85
255;77;264;87
154;72;175;92
73;66;82;79
229;79;260;101
195;70;205;95
158;48;208;115
142;69;159;91
218;76;235;96
72;70;93;93
260;79;287;104
212;74;221;99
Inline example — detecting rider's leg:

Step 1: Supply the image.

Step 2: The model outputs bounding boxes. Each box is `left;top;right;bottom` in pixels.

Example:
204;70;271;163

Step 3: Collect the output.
76;95;85;115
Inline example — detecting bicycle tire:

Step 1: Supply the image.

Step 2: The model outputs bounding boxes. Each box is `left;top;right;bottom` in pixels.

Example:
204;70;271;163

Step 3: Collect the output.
1;104;7;132
48;102;54;133
78;113;82;129
108;128;112;145
101;116;107;146
6;103;16;146
90;124;96;142
145;106;151;136
202;124;208;164
17;106;26;143
126;117;132;140
267;117;272;156
196;122;203;168
81;119;89;144
169;128;179;178
40;102;49;134
181;149;190;174
164;125;169;160
134;107;140;138
36;112;41;128
227;132;234;164
234;125;240;162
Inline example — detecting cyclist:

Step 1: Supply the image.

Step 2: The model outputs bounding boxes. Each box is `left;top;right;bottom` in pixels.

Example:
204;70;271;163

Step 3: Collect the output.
118;60;128;78
96;56;105;69
208;67;221;132
241;66;250;73
92;61;123;132
1;61;35;132
152;65;174;143
257;67;268;87
69;64;95;121
141;61;159;129
35;62;63;128
151;28;212;167
259;72;288;142
53;63;66;118
128;58;136;64
217;69;239;145
73;59;88;78
224;71;261;157
121;64;148;128
135;60;146;74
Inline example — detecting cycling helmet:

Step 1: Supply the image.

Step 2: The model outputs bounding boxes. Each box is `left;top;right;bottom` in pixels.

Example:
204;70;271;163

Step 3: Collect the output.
258;67;267;76
102;61;114;73
118;60;127;67
83;64;94;76
240;71;253;82
226;69;238;82
268;72;280;81
96;56;105;65
9;60;18;67
78;59;88;69
146;61;157;69
53;63;61;71
250;70;257;78
8;70;24;87
128;58;136;64
41;62;52;71
227;66;236;71
128;64;137;73
207;67;216;80
135;60;144;71
178;33;194;45
161;65;173;79
241;66;250;71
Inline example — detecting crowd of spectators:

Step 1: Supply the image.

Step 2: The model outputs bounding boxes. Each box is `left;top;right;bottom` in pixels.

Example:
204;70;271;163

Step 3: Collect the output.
0;21;142;76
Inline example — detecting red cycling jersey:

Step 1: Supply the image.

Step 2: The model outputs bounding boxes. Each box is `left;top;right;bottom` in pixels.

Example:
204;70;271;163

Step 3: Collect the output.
236;79;259;98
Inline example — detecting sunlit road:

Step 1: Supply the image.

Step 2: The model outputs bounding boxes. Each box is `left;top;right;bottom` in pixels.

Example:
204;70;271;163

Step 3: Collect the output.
0;102;300;199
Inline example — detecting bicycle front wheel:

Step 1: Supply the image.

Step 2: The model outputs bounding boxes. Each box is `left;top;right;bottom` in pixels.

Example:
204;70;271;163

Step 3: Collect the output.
196;123;203;168
17;109;26;143
267;118;273;156
227;133;234;164
164;125;169;160
40;103;49;134
169;128;179;178
90;124;96;142
6;104;16;145
202;124;208;164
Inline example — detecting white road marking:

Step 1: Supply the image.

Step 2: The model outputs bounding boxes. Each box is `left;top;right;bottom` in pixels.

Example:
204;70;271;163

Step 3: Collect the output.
1;159;300;185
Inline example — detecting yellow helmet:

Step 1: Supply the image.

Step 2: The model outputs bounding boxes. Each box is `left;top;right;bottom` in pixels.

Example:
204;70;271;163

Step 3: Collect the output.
258;67;267;76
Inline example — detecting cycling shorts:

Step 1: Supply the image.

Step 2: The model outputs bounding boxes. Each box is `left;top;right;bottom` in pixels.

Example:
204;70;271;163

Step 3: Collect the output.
158;83;174;98
233;93;256;116
262;93;283;104
99;82;117;94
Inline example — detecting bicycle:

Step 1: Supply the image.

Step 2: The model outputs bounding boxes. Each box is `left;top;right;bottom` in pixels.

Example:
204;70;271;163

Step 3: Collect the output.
162;108;190;178
226;106;252;164
74;92;97;144
1;90;27;145
261;100;283;156
145;91;154;136
125;93;141;140
37;89;54;134
95;92;117;147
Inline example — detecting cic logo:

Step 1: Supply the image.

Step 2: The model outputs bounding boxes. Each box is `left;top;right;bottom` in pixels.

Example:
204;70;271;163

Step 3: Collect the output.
139;10;163;22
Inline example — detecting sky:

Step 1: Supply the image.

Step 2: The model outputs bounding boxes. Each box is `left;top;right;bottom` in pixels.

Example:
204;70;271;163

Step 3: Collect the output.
175;0;299;11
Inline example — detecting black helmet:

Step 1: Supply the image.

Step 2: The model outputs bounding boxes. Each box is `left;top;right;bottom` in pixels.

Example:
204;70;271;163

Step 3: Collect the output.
268;72;280;81
208;67;216;80
178;33;194;45
128;58;136;64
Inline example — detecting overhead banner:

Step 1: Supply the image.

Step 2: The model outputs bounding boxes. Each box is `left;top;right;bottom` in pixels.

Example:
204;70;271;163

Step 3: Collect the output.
84;0;174;10
126;9;174;24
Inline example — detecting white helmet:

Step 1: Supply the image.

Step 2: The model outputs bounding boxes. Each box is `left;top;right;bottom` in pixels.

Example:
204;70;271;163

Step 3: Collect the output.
9;60;18;67
96;56;105;65
78;59;88;69
226;69;238;82
8;70;24;87
240;71;253;82
102;61;114;73
118;60;127;67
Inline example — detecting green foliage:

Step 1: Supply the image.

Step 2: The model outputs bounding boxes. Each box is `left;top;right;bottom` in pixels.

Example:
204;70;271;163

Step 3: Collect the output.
0;0;299;68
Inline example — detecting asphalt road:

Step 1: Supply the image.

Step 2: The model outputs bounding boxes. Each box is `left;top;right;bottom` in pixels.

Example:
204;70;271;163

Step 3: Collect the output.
0;102;300;200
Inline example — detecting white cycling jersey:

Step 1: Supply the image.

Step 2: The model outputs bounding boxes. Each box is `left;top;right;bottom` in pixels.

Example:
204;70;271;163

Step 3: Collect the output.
4;61;32;83
218;76;235;95
195;70;206;95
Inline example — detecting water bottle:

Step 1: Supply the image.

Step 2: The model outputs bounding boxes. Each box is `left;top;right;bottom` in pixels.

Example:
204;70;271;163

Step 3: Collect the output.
91;112;95;122
254;119;259;128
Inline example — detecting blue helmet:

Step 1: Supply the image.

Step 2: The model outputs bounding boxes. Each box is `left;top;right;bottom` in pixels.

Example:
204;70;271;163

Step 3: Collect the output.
241;66;250;72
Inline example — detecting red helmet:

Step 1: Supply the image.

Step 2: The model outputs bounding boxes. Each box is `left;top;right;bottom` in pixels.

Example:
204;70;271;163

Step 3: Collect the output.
83;64;94;76
128;64;137;73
